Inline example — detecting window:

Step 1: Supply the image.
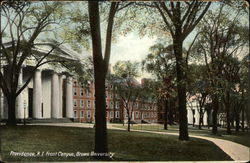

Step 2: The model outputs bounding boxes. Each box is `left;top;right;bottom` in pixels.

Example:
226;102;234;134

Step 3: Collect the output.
106;111;108;118
80;88;84;96
115;101;119;109
136;103;139;109
80;111;84;118
115;93;119;98
135;112;139;118
110;93;113;99
115;111;119;118
110;101;113;109
74;100;77;107
73;81;77;86
80;82;84;88
110;85;113;89
87;100;91;108
86;89;90;97
80;100;84;107
73;88;77;96
87;111;91;119
74;111;77;118
110;111;114;118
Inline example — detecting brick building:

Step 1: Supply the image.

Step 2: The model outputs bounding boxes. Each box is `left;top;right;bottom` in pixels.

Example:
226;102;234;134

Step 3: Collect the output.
72;79;158;123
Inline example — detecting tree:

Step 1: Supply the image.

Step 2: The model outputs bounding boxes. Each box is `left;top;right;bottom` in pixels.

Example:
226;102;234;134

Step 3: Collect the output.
187;64;209;129
0;2;66;126
88;1;135;156
239;56;250;131
151;1;211;140
112;61;140;131
194;3;248;134
142;42;176;129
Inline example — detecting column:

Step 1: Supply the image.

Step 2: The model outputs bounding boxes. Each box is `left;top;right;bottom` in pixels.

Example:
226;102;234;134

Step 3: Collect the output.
66;76;73;118
209;110;213;125
204;110;208;126
58;74;65;118
51;72;60;118
187;108;193;124
195;109;200;125
0;91;3;119
16;68;24;119
33;69;42;119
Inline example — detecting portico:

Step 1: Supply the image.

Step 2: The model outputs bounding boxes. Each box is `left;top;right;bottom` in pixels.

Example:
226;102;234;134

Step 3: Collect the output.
0;66;74;121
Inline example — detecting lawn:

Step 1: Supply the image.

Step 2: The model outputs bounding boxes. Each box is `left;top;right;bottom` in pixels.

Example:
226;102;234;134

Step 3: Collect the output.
0;125;232;161
113;123;250;147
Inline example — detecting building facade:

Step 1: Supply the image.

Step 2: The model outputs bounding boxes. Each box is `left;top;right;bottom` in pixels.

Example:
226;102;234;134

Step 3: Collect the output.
0;67;74;121
72;79;158;123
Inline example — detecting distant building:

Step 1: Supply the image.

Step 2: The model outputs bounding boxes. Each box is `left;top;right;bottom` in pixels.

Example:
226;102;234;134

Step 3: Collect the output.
72;78;158;123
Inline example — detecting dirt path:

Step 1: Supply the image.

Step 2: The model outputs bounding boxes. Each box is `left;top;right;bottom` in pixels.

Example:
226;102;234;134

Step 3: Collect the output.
30;123;250;161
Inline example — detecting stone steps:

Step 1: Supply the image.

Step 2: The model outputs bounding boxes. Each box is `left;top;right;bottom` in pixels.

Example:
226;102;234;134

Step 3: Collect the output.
25;118;73;123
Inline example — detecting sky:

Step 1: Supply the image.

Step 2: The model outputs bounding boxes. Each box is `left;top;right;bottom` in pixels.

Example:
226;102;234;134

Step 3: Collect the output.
110;33;157;81
110;33;156;65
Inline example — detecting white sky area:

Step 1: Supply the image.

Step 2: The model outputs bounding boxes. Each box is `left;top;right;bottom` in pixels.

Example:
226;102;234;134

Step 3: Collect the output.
77;32;156;82
110;33;156;65
110;33;157;81
81;32;157;81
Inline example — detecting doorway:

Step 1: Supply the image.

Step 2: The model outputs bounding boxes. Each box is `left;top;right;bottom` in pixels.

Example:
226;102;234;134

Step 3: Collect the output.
28;88;33;118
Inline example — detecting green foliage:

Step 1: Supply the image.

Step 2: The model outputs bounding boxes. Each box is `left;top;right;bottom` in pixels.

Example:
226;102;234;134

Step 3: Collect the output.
142;42;177;99
59;2;90;53
113;60;140;78
189;3;249;123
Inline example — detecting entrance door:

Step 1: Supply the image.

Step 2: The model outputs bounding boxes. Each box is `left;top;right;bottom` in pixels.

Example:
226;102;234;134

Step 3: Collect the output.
28;88;33;118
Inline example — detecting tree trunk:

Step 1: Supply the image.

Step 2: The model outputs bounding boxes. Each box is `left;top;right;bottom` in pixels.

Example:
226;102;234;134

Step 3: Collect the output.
199;111;203;130
225;91;231;135
235;112;240;132
128;114;131;132
242;106;245;132
88;2;108;156
192;110;195;127
212;96;219;135
174;38;188;141
164;100;168;130
94;74;108;154
6;95;17;126
225;103;231;134
168;99;174;125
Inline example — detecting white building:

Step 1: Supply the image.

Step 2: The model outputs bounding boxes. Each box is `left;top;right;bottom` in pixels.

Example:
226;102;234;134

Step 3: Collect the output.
187;94;209;126
0;42;81;122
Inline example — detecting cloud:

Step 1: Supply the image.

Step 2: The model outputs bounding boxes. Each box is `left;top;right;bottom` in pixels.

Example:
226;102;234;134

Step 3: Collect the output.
110;33;156;65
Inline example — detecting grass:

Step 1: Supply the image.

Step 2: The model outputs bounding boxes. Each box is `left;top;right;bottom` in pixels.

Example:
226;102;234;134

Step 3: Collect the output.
113;123;250;147
0;125;232;161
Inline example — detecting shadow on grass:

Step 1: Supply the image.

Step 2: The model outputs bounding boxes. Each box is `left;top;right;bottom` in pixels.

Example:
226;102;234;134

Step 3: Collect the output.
0;125;232;162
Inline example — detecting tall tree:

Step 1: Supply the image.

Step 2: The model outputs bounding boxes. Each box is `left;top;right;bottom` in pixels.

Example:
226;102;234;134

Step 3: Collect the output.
88;1;119;156
152;1;211;140
194;3;248;134
112;61;140;131
142;42;176;129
